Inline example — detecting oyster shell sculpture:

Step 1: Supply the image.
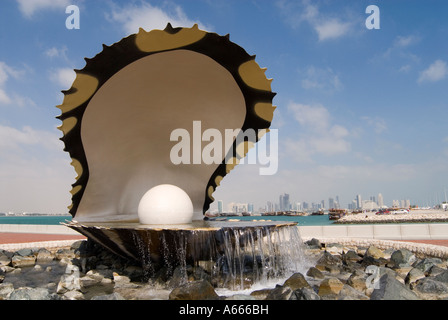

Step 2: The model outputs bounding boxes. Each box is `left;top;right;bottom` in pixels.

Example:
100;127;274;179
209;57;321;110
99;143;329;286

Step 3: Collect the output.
57;24;276;224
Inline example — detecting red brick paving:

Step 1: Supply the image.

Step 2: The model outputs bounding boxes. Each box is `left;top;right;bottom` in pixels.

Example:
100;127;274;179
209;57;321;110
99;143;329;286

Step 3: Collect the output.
0;233;86;244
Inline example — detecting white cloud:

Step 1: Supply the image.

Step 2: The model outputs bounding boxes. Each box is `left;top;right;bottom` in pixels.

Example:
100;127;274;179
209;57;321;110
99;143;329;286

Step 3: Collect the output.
0;61;34;107
45;46;69;61
108;2;210;34
418;60;448;83
361;116;387;134
314;19;351;42
301;66;343;92
0;125;61;151
50;68;76;89
286;102;351;159
395;35;420;48
16;0;71;18
277;0;353;41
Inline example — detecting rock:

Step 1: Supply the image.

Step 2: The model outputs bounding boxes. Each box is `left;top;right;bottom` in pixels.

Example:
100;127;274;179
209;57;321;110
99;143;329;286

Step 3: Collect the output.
415;278;448;295
0;283;14;299
63;290;85;300
343;250;362;263
337;284;369;300
0;251;11;266
325;243;344;255
305;238;322;249
266;285;294;300
316;251;342;273
169;280;219;300
57;265;81;294
225;294;256;300
405;268;426;287
55;248;75;260
36;248;54;263
347;269;368;293
15;248;33;257
365;246;385;260
283;273;311;290
293;287;321;300
426;265;445;277
413;258;443;273
306;267;324;279
250;289;272;300
91;292;125;300
433;270;448;284
370;274;419;300
390;249;416;268
11;255;36;268
9;287;53;300
79;275;102;288
318;277;344;296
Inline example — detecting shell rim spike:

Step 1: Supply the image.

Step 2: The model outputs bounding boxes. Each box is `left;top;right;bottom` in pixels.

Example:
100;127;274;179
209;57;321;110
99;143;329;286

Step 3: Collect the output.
56;25;276;219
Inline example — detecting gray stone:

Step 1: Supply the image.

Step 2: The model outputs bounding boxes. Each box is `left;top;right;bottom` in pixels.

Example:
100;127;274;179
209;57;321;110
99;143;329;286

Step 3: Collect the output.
225;294;256;300
405;268;426;286
11;255;35;268
413;258;443;273
433;270;448;283
9;287;53;300
370;274;419;300
343;250;362;262
0;252;11;266
36;248;54;263
91;292;125;300
169;280;219;300
306;267;324;279
337;284;369;300
293;287;321;300
305;238;322;249
365;246;385;260
266;285;294;300
415;278;448;295
426;265;445;277
15;248;33;257
55;248;75;260
390;249;416;268
347;269;368;293
63;290;85;300
0;283;14;299
318;277;344;296
283;272;311;290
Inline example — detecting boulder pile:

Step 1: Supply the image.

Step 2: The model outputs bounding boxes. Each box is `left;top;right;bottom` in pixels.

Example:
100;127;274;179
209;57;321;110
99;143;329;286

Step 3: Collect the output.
1;238;447;300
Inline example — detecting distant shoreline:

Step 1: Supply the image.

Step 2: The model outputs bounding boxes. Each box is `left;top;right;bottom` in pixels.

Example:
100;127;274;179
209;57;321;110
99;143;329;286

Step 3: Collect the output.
334;209;448;225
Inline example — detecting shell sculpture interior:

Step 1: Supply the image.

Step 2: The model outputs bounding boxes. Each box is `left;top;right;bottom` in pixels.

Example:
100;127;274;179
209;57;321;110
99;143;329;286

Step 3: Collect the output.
57;24;276;225
55;25;305;284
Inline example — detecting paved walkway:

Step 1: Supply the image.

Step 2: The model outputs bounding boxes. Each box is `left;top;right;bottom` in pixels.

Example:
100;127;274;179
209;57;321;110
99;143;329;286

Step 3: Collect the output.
0;233;86;244
0;232;447;248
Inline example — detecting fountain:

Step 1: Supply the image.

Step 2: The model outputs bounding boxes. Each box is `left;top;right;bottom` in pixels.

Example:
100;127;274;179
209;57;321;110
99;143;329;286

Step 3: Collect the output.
58;24;308;290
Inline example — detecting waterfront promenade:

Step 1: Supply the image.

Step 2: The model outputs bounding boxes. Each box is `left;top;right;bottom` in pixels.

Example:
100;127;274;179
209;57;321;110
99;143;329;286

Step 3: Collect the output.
0;219;447;251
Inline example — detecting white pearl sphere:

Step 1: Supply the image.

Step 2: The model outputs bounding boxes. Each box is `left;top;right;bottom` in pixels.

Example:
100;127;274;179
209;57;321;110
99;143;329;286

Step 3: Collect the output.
137;184;194;225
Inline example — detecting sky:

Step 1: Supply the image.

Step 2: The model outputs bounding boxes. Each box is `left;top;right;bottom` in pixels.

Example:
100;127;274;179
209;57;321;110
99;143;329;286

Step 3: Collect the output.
0;0;447;214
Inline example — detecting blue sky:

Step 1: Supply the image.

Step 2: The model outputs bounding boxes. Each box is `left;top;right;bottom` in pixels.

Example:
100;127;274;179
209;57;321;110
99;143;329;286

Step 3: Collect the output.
0;0;447;214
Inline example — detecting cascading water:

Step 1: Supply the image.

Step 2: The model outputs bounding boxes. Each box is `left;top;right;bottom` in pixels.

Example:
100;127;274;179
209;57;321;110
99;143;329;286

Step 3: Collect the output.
67;220;311;291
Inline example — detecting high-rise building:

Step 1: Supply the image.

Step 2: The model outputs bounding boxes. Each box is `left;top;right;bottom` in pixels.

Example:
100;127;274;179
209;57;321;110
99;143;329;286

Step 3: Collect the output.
279;193;290;211
248;203;254;213
329;198;335;209
378;193;384;208
356;195;362;209
217;200;223;214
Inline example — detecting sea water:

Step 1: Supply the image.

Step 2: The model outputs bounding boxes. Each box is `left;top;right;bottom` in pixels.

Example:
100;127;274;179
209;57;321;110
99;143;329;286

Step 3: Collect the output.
0;215;73;225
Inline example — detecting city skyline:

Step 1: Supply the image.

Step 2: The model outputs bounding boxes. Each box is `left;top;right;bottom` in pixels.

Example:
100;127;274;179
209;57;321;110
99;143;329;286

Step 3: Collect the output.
0;1;447;215
209;191;430;214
